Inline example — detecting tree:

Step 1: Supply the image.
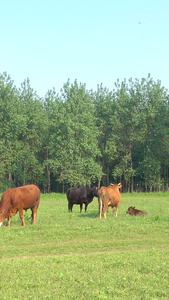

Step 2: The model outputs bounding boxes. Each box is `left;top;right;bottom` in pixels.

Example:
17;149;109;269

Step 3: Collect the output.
110;78;145;192
94;84;117;186
17;78;47;187
0;72;22;188
1;72;169;192
137;75;169;191
48;80;103;188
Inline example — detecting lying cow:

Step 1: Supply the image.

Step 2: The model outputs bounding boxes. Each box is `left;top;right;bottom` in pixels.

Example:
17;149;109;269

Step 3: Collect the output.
126;206;147;216
0;184;41;227
66;186;98;213
98;183;122;219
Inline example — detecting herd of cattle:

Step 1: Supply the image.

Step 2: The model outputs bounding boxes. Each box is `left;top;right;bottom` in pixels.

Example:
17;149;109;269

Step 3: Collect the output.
0;183;147;227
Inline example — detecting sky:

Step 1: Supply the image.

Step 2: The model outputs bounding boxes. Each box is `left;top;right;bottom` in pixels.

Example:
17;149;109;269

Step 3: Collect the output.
1;0;169;97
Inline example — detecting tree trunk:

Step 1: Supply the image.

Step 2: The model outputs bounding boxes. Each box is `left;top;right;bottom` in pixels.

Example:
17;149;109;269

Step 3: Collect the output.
130;149;134;193
8;171;12;187
131;175;134;193
47;164;50;193
107;164;109;186
98;179;101;188
45;148;50;193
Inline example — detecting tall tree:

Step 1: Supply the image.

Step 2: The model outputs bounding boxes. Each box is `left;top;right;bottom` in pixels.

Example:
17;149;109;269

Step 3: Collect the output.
137;75;169;191
94;84;117;186
48;80;103;188
18;78;47;187
1;72;169;192
0;72;23;188
110;78;145;192
43;88;61;192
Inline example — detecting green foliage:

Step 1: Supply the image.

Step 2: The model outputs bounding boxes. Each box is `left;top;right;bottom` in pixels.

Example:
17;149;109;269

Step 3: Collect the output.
45;80;102;186
0;192;169;299
0;72;169;191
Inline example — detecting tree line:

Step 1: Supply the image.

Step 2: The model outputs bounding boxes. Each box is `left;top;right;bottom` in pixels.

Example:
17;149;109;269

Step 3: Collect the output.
0;72;169;193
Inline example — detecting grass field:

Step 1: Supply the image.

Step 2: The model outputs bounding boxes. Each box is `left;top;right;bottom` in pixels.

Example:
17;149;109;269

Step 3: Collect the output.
0;192;169;299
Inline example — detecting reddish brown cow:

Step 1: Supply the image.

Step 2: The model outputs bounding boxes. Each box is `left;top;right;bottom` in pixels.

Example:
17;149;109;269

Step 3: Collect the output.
0;184;40;227
126;206;147;216
98;183;122;219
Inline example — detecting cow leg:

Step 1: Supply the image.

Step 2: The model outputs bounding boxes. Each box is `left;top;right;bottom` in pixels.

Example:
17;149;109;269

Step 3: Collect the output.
103;200;109;219
7;215;12;227
80;203;83;213
31;206;38;225
101;204;107;219
115;205;119;217
103;209;107;219
68;202;72;212
99;199;102;219
18;207;25;226
7;208;18;227
85;203;88;212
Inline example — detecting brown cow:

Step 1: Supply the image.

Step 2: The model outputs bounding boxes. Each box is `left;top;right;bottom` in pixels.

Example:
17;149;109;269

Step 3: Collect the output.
98;183;122;219
0;184;40;227
126;206;147;216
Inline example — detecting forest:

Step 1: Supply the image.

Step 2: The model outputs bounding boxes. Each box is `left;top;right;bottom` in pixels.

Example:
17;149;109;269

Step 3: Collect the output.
0;72;169;193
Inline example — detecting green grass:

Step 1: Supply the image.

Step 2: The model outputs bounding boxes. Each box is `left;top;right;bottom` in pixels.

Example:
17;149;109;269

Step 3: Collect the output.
0;192;169;299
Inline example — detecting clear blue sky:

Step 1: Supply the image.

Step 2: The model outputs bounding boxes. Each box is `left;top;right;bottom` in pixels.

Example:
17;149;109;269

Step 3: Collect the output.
1;0;169;97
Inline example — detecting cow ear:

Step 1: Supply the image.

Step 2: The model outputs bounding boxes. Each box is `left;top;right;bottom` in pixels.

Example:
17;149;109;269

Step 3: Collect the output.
110;183;113;186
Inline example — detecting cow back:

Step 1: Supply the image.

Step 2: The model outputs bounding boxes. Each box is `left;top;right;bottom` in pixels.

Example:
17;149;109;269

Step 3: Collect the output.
0;185;40;211
0;184;40;224
104;184;122;206
66;188;82;203
99;183;122;219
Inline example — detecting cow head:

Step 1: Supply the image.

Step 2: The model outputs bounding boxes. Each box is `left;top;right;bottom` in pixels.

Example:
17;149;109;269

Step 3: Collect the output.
118;183;122;189
0;210;5;226
92;187;99;197
110;183;122;189
0;207;11;226
126;206;135;214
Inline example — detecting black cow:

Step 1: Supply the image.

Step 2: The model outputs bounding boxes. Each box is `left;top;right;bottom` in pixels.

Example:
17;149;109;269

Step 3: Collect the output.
66;187;98;213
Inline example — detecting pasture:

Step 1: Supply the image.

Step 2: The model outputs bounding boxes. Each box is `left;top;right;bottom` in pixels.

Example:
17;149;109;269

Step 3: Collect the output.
0;192;169;299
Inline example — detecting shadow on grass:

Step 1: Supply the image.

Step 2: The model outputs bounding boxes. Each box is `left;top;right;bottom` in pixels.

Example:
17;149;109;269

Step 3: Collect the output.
78;212;99;218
